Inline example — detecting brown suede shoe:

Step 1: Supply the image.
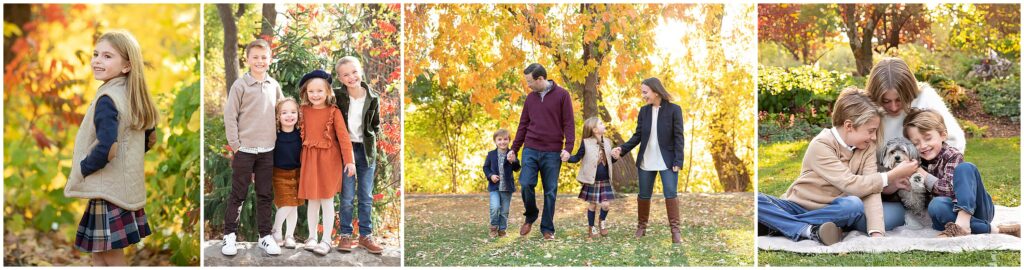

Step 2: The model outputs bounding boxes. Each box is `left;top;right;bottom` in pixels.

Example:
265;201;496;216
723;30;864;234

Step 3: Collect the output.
998;223;1020;238
358;236;384;254
543;232;555;240
937;222;970;238
520;223;533;236
598;219;609;237
337;235;354;252
489;226;498;238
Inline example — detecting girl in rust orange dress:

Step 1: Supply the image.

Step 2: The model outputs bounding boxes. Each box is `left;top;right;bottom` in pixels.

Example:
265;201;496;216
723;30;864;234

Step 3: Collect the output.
296;70;355;256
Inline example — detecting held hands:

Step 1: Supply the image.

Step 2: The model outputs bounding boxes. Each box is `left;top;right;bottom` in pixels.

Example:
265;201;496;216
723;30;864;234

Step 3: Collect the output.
672;166;679;172
344;163;357;177
560;150;570;162
490;175;499;183
506;151;517;162
611;147;622;159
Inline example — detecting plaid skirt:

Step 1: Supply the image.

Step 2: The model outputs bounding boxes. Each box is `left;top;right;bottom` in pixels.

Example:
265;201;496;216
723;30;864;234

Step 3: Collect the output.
578;179;615;203
74;199;151;252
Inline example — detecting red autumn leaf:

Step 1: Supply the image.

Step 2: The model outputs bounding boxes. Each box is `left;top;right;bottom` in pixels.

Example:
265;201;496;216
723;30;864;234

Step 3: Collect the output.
373;193;384;201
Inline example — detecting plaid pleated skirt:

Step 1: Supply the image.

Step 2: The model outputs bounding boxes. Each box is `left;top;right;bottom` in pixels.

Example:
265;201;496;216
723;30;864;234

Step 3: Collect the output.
578;179;615;203
74;199;151;252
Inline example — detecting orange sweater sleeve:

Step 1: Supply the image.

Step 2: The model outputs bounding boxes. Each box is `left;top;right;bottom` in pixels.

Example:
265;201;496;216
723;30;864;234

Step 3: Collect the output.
332;107;355;165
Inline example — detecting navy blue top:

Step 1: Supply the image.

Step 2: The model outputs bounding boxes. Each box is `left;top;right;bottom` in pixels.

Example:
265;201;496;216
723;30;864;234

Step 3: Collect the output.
80;96;155;177
567;141;618;181
482;148;520;192
274;128;302;169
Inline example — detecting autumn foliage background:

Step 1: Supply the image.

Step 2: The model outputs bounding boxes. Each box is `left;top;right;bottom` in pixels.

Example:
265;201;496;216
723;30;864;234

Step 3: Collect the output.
404;3;756;194
201;3;402;246
3;4;201;266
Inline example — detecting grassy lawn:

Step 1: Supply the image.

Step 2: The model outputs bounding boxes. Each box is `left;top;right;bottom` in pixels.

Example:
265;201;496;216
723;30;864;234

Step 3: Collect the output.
404;193;754;266
757;137;1021;266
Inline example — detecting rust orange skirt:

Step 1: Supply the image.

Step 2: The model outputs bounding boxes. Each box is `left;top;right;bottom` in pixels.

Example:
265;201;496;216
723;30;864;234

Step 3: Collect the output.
273;168;302;207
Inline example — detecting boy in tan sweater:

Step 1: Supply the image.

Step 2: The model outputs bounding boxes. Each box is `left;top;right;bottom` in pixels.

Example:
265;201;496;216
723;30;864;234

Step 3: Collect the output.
221;39;286;256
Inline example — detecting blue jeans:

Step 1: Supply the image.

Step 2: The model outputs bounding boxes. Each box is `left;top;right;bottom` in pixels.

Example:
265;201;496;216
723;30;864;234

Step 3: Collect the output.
637;169;679;199
853;201;906;233
927;162;994;233
339;143;376;236
519;147;562;234
757;193;864;241
489;191;512;230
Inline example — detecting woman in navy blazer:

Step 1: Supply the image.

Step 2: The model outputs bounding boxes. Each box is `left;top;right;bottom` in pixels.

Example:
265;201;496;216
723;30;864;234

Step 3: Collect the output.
612;77;685;244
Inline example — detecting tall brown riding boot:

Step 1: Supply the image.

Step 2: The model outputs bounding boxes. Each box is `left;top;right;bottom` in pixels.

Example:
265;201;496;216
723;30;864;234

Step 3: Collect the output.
666;198;682;244
635;198;651;238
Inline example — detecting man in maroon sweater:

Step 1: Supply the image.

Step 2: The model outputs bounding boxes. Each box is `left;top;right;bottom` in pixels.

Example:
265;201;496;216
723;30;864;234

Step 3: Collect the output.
506;63;575;240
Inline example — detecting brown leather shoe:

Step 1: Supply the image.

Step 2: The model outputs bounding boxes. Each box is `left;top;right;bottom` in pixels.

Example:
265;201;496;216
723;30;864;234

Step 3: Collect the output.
497;230;507;237
543;232;555;240
337;235;354;252
489;226;498;238
635;198;651;238
358;236;384;254
520;223;533;236
666;198;682;244
998;223;1020;238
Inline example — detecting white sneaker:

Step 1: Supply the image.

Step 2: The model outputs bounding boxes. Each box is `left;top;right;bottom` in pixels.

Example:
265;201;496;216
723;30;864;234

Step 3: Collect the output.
221;233;237;256
258;235;282;255
314;240;332;256
284;236;297;249
303;237;318;251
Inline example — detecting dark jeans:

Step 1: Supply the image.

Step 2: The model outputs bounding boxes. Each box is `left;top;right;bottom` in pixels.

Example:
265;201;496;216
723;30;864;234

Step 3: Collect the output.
927;162;995;233
340;142;377;236
519;147;562;234
757;193;864;241
224;151;275;236
637;169;679;199
853;201;906;233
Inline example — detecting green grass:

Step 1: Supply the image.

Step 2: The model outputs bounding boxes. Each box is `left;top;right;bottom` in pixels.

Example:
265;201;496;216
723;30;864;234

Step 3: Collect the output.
404;193;754;266
757;137;1022;266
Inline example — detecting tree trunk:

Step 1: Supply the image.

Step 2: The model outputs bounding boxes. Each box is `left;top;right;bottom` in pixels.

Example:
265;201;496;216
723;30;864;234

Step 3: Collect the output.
260;4;277;40
841;4;884;76
218;4;241;95
3;4;30;66
706;5;751;192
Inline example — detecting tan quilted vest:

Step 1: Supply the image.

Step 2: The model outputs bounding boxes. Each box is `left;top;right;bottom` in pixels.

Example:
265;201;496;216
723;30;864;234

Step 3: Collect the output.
576;137;614;185
64;77;147;211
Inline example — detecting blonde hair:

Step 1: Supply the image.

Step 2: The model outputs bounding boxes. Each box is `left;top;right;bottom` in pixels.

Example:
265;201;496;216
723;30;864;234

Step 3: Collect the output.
581;117;601;139
245;39;271;57
335;56;364;75
492;128;510;141
298;78;335;106
832;87;884;138
275;97;299;130
865;58;919;112
903;108;947;137
97;31;157;130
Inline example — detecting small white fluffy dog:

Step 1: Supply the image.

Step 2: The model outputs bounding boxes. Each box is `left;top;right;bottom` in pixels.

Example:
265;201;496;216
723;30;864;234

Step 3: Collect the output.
878;137;932;229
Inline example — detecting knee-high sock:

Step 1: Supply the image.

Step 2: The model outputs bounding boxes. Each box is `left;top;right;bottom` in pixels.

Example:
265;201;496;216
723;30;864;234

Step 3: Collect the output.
320;198;336;243
307;200;321;241
587;210;596;227
600;208;609;221
285;207;298;238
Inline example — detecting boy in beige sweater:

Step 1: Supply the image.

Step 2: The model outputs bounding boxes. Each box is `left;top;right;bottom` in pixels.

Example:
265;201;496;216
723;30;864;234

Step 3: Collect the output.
221;39;286;256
